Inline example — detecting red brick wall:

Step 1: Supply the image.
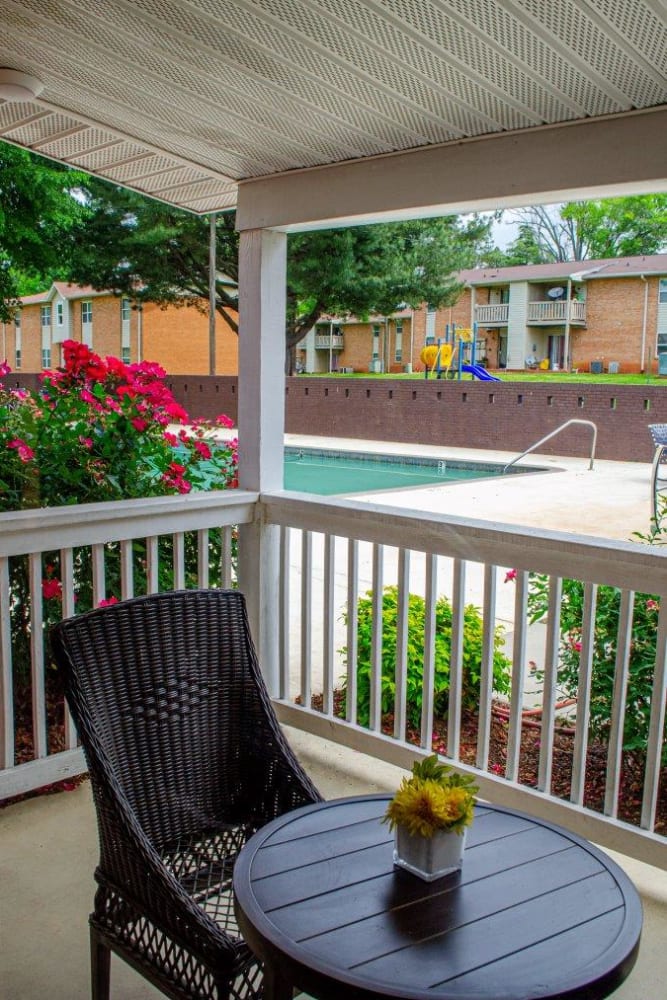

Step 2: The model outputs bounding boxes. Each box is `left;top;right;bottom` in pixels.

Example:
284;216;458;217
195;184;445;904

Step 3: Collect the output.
5;372;665;462
142;301;238;374
281;378;667;462
572;276;660;374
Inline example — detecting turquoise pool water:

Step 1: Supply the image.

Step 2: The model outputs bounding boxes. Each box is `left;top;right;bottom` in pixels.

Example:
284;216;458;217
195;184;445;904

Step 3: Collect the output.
284;449;534;496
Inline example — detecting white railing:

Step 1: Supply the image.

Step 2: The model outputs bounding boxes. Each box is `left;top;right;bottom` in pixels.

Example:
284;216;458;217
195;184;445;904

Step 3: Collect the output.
2;489;665;867
0;490;257;799
314;334;344;349
263;492;666;868
528;300;587;323
474;303;509;325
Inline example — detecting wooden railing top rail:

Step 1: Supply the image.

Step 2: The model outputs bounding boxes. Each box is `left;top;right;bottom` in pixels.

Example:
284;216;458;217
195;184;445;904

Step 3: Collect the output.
261;491;667;595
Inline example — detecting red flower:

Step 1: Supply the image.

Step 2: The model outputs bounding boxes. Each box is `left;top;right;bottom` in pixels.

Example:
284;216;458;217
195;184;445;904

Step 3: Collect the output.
0;359;11;377
98;596;119;607
193;441;212;460
8;438;35;463
42;578;63;600
215;413;235;428
131;417;148;431
504;568;517;583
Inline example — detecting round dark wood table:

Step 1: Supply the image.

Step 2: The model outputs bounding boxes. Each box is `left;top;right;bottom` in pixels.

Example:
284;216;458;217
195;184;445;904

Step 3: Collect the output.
233;795;642;1000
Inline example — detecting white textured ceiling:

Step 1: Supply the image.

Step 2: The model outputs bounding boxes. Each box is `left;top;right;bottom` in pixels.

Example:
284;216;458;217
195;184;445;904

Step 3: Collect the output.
0;0;665;213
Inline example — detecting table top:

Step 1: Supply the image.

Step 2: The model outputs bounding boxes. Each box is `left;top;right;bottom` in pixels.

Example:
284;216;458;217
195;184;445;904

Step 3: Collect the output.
233;795;642;1000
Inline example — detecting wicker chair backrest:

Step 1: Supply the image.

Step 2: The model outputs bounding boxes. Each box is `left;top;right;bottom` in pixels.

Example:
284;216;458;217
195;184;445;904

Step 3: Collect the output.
52;590;286;847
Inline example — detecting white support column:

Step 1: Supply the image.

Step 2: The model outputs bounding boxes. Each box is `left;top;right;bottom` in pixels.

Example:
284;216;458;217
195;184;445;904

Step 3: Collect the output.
237;228;287;695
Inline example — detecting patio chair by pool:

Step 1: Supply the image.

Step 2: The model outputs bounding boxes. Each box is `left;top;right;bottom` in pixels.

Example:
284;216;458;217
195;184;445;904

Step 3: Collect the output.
648;425;667;521
51;589;322;1000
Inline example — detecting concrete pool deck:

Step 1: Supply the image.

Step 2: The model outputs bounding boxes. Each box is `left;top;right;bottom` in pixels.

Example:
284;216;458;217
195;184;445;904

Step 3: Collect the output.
284;433;655;541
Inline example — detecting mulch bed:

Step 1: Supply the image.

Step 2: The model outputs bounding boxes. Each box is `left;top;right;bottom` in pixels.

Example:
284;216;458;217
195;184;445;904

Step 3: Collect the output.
7;682;666;837
3;677;87;808
311;690;667;835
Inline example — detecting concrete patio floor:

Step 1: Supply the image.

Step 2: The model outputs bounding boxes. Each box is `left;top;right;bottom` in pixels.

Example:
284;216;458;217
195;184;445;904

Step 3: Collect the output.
1;730;666;999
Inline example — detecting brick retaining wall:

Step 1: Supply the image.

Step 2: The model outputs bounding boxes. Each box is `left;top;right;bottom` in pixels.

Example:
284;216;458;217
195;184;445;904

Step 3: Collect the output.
166;375;667;463
6;373;665;463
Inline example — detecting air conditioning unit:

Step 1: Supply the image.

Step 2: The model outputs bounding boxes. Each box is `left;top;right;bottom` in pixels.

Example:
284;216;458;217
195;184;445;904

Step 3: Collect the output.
368;359;384;373
590;360;603;374
338;366;354;373
607;361;620;374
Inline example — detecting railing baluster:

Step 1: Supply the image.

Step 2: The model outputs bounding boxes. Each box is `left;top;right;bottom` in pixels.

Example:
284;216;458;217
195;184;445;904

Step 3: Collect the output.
91;543;105;606
60;548;77;749
300;531;312;711
641;605;667;831
447;559;465;761
0;557;14;769
394;548;410;741
476;564;497;770
173;531;185;590
222;526;233;589
147;536;159;593
346;539;359;724
506;569;529;781
571;583;597;805
421;554;437;751
197;529;209;588
120;539;134;599
370;543;384;733
538;576;562;792
29;553;47;759
604;590;634;817
279;527;290;701
322;534;335;716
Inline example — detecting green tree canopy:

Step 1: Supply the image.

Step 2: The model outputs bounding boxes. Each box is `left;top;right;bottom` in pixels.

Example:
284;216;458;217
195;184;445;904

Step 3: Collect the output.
64;175;493;366
0;145;87;322
499;196;667;264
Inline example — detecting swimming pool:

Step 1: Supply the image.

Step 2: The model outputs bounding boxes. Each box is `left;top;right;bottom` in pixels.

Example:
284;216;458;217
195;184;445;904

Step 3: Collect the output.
284;448;541;496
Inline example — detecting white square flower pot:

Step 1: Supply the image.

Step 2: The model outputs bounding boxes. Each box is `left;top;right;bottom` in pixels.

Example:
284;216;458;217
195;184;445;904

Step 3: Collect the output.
393;826;466;881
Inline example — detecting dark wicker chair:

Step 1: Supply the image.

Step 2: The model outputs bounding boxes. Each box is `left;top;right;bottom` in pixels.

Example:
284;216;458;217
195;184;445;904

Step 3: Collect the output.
51;589;322;1000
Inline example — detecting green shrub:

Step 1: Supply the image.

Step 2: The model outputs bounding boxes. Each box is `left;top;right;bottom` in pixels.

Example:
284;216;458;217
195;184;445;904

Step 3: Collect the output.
341;585;511;728
527;576;664;760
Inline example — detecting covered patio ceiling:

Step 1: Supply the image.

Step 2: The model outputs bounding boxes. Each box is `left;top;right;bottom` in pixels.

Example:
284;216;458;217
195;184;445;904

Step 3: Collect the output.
1;0;666;226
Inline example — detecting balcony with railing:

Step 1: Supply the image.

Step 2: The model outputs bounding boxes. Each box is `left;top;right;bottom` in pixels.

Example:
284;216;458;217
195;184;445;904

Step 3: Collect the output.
528;299;587;324
1;484;666;998
314;332;345;349
2;487;665;866
474;303;509;325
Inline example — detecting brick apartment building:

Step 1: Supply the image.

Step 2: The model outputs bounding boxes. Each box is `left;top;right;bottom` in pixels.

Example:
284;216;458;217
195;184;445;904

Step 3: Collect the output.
2;283;239;375
6;255;667;378
298;253;667;375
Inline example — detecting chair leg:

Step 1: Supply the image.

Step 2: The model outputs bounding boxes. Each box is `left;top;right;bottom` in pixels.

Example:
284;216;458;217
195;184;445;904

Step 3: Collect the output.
90;928;111;1000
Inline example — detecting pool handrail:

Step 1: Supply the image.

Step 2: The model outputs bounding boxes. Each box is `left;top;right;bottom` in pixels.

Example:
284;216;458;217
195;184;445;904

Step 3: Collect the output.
503;419;597;473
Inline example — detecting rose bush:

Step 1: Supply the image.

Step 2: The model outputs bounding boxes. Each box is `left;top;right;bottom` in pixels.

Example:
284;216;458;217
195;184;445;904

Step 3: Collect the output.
1;342;238;682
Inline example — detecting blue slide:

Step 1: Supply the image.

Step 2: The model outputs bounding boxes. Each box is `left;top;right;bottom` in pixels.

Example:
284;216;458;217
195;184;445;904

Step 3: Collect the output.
460;363;501;382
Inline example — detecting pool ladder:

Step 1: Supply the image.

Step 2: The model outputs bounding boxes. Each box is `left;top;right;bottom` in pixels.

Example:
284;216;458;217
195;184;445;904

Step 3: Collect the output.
503;419;597;474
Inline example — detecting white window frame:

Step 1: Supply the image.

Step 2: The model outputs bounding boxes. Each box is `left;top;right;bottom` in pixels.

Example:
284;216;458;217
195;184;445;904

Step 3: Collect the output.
41;347;51;369
56;302;64;326
81;301;93;324
372;324;380;360
41;305;51;327
394;321;403;363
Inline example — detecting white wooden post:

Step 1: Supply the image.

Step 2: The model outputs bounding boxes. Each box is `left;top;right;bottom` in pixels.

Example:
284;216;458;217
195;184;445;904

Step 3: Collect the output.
237;228;287;695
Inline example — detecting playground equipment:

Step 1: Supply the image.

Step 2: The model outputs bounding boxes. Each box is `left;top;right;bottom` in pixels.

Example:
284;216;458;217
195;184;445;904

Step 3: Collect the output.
421;324;501;381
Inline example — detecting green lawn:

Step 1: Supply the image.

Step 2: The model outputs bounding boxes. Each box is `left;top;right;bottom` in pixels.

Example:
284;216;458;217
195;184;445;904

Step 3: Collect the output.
303;370;665;386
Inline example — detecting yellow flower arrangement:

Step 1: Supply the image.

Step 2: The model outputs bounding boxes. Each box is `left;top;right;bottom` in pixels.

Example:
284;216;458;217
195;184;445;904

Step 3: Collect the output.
384;755;478;838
